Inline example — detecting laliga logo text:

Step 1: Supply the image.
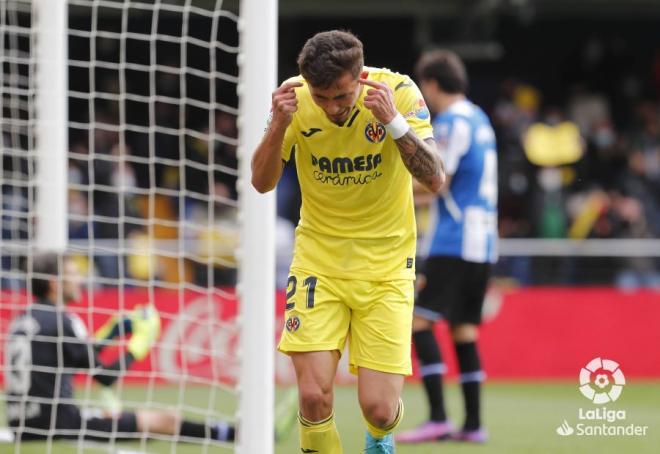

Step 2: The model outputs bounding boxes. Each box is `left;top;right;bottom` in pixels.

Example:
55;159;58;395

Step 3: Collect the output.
555;357;649;437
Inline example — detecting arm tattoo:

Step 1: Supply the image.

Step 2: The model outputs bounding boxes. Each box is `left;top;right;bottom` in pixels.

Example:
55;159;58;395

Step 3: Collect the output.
394;132;445;191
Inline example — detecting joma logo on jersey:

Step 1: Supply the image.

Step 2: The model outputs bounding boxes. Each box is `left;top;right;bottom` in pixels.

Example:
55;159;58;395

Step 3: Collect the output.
365;121;386;143
311;153;382;174
301;127;322;137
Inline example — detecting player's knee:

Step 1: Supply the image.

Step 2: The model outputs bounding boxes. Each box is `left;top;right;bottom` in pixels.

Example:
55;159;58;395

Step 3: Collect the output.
412;316;434;332
451;324;478;342
360;398;398;428
298;384;333;419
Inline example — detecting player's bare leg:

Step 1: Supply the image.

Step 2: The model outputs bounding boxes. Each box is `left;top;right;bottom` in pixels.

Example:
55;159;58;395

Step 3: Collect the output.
292;350;343;453
358;368;404;427
136;409;179;434
358;367;404;453
292;350;338;420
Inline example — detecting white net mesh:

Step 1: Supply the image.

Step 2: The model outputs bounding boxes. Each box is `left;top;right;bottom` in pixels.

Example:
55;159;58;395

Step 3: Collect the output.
1;0;35;289
1;0;248;452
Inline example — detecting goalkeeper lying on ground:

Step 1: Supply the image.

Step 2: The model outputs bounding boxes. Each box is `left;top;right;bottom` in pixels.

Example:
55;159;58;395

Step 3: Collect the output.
3;253;235;443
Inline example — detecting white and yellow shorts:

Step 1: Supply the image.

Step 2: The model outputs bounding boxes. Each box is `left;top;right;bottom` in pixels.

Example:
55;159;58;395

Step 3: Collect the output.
278;268;414;376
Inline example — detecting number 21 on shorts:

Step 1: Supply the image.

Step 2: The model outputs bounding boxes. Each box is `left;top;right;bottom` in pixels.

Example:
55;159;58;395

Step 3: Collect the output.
286;275;317;310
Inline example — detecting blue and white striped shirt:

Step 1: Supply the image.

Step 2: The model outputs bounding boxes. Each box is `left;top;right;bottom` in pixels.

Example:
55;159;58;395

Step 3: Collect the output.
423;99;498;264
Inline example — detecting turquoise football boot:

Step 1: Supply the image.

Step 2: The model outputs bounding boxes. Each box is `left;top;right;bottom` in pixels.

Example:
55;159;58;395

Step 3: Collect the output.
364;431;395;453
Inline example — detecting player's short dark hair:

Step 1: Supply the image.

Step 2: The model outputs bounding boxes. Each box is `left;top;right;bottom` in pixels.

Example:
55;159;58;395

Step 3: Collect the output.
297;30;364;89
30;253;61;299
415;49;468;94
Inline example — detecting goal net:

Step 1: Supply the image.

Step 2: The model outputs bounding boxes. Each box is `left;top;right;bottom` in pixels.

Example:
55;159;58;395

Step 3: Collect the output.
1;0;276;453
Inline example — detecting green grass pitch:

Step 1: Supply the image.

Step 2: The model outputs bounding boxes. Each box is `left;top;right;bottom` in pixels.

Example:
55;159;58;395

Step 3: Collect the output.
2;381;658;453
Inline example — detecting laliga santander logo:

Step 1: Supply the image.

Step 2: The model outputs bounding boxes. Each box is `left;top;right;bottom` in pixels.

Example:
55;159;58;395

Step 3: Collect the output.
555;356;649;438
579;357;625;404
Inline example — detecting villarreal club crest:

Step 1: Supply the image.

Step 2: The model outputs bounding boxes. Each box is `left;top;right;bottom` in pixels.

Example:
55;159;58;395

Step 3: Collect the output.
286;315;301;333
364;121;386;143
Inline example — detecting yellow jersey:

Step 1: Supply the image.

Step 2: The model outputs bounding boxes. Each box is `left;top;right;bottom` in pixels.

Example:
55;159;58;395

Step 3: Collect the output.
281;67;434;281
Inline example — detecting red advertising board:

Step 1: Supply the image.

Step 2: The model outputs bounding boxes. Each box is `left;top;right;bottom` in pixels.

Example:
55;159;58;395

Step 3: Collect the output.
1;287;659;386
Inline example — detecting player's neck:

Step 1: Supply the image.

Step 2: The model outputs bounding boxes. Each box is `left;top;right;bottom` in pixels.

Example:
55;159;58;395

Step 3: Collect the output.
33;296;55;307
436;93;466;115
42;291;66;307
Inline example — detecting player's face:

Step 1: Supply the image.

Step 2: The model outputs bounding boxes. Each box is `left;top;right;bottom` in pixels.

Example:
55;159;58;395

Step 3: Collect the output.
309;71;363;125
60;260;82;304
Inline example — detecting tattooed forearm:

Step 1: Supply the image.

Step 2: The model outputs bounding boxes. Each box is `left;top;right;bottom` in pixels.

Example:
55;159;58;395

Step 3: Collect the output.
395;132;446;192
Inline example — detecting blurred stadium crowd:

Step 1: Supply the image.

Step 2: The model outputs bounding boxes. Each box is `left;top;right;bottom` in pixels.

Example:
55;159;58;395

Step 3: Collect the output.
2;31;659;289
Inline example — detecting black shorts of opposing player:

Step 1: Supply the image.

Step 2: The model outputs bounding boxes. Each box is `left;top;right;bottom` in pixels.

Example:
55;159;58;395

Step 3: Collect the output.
415;256;491;325
12;404;138;442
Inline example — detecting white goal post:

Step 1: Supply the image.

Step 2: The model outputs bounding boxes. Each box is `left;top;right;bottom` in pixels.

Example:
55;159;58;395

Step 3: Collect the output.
33;0;68;253
236;0;277;453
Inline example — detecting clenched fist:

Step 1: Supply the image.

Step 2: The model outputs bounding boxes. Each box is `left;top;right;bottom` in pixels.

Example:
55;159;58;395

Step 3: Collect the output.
359;78;398;125
270;80;304;129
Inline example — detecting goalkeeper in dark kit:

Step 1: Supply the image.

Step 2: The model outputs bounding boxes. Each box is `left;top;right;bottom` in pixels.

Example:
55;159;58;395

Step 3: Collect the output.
4;253;235;443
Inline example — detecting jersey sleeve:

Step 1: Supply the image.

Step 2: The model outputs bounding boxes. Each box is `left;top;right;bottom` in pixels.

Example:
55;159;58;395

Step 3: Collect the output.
62;313;95;369
393;77;434;140
63;313;134;386
436;117;472;176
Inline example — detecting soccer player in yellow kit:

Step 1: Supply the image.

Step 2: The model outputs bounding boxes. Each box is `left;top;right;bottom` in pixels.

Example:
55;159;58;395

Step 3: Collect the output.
251;30;445;453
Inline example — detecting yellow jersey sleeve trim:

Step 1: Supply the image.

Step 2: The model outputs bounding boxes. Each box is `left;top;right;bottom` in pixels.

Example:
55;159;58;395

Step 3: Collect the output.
393;77;434;140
